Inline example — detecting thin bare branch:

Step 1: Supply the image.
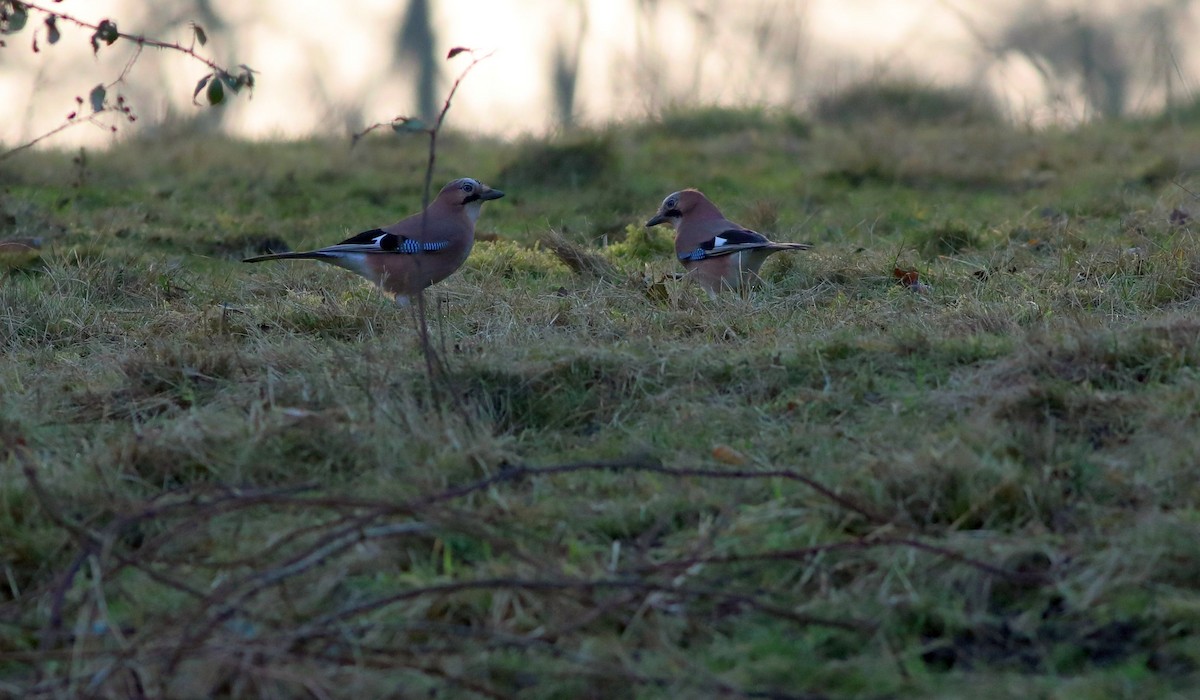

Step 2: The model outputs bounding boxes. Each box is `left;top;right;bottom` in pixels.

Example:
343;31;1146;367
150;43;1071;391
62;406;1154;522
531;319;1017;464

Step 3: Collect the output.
0;3;252;160
636;537;1046;585
304;575;873;633
19;2;227;72
410;457;895;525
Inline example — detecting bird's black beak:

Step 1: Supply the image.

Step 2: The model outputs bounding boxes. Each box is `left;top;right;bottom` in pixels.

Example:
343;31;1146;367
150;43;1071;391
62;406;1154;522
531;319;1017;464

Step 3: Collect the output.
646;213;667;227
481;188;505;201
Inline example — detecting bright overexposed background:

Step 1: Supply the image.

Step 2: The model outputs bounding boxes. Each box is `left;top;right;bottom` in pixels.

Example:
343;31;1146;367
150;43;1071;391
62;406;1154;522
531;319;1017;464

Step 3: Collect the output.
2;0;1198;149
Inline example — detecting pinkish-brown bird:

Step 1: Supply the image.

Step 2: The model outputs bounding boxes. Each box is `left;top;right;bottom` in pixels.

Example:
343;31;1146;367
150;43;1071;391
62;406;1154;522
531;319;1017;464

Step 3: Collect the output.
646;189;811;295
243;177;504;305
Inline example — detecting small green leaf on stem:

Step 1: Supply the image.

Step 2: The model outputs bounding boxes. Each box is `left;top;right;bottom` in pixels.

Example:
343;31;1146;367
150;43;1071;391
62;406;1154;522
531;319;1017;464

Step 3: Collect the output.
45;15;59;44
192;22;206;46
219;71;241;94
206;76;225;105
1;3;28;34
237;65;256;91
89;84;106;113
98;20;118;43
193;73;212;102
90;19;118;53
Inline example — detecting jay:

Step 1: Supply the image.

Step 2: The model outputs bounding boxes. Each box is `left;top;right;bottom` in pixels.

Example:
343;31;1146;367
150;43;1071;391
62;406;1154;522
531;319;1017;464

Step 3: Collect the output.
243;178;504;305
646;189;811;294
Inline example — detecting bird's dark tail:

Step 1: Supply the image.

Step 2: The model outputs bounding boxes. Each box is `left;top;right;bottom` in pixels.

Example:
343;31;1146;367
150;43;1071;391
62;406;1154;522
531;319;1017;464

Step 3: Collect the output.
765;242;813;252
242;251;334;263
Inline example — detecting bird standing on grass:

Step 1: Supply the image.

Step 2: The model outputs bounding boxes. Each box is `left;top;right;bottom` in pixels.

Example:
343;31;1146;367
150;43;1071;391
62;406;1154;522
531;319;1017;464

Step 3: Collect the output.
243;178;504;306
645;189;811;295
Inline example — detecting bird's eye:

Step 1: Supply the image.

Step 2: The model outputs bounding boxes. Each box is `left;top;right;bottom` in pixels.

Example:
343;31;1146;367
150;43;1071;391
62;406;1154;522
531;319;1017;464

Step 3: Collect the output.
666;197;677;209
462;182;475;193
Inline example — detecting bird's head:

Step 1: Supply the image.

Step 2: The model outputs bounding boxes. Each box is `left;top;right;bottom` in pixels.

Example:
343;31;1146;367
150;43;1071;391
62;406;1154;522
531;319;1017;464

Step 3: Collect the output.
645;189;710;229
438;178;505;223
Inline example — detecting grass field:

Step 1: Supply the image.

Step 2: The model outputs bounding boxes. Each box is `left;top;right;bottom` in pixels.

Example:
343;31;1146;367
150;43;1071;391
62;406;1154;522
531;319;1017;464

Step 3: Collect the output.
2;104;1200;698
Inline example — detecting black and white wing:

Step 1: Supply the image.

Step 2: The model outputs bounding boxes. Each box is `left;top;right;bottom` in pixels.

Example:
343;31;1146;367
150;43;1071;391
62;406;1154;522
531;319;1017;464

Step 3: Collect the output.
678;229;772;261
320;228;451;255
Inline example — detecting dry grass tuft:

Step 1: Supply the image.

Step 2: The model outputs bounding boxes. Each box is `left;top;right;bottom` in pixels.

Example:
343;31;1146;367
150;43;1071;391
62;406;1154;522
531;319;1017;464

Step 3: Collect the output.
540;230;620;280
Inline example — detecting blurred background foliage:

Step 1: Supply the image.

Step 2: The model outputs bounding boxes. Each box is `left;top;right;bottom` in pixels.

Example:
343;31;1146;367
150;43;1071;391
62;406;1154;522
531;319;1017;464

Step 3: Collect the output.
4;0;1200;149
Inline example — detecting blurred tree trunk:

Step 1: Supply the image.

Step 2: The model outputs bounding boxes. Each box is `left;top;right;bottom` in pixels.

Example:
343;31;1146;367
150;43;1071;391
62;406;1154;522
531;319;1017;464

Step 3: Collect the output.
997;7;1129;119
552;3;588;128
395;0;438;121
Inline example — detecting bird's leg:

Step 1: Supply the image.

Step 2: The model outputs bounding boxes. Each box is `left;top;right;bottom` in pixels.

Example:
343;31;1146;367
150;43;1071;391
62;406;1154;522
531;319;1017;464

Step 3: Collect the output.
741;271;762;299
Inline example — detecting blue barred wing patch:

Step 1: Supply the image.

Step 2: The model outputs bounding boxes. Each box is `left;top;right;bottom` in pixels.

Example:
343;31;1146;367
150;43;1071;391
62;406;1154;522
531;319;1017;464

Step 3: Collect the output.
396;237;450;253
